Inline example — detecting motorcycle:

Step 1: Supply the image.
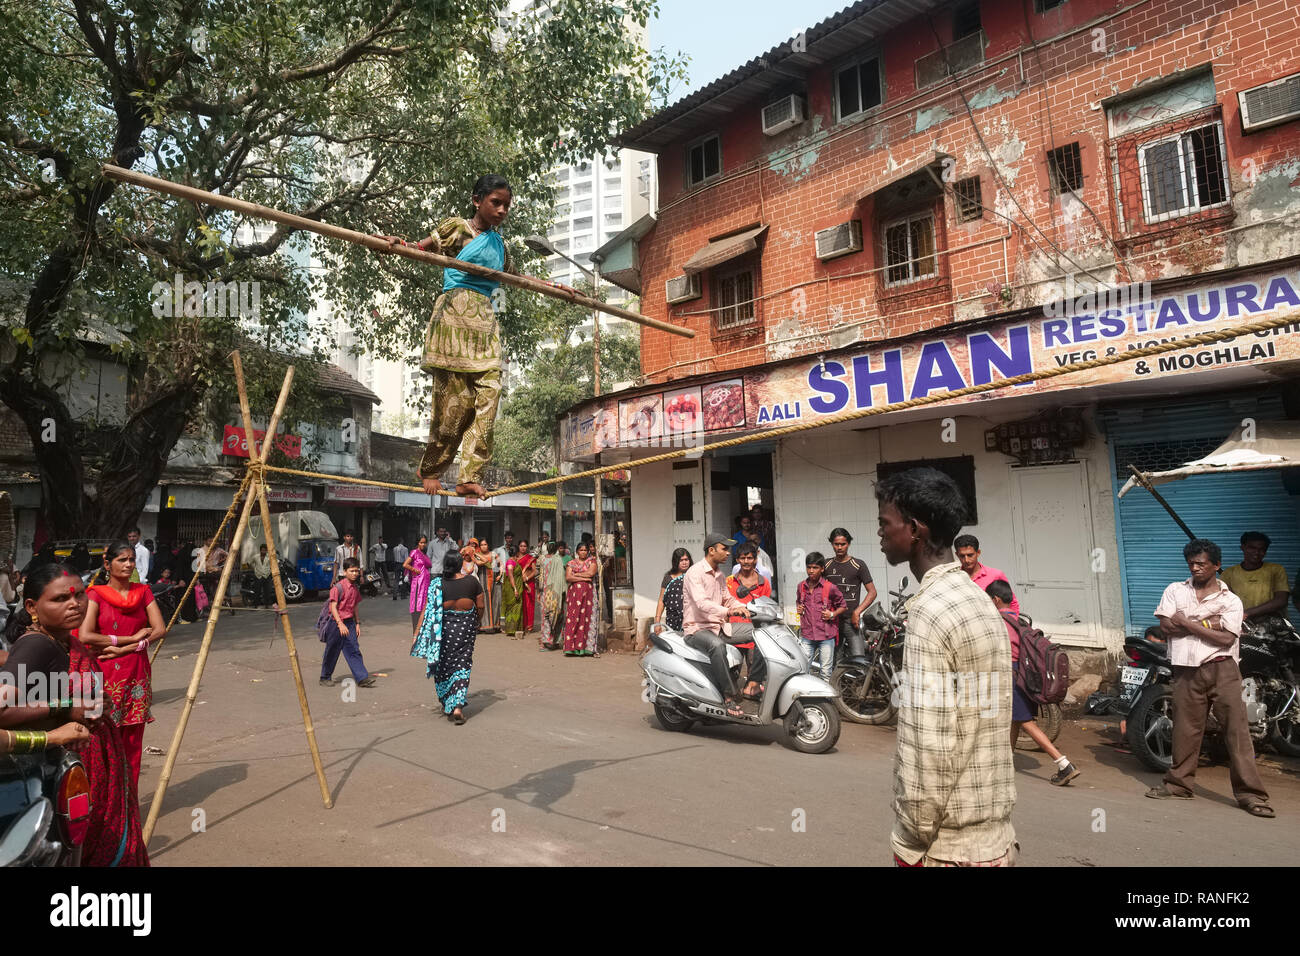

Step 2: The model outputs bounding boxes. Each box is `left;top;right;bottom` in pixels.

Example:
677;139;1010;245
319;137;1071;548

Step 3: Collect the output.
1089;617;1300;772
0;748;92;866
831;580;910;725
640;596;842;754
360;564;385;598
239;559;304;607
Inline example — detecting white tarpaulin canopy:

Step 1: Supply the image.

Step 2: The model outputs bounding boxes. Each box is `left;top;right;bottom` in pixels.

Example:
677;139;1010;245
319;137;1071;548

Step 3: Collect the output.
1118;421;1300;498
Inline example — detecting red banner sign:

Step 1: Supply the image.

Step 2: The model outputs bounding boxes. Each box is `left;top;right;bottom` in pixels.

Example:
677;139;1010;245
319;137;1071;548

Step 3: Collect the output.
222;425;302;459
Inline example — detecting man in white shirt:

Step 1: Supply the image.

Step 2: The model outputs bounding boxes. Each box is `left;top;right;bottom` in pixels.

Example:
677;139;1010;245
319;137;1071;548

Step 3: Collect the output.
128;527;150;584
391;539;410;601
1146;538;1273;817
427;526;456;570
333;530;361;584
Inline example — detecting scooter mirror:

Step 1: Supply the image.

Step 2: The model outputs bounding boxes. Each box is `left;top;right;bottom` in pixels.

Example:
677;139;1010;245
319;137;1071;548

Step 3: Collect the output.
900;576;909;589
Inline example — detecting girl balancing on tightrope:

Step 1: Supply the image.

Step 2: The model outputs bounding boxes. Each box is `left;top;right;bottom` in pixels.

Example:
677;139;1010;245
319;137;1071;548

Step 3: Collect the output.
378;174;572;499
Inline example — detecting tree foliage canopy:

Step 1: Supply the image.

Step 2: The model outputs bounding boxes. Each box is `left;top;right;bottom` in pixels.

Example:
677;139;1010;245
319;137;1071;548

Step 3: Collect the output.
0;0;682;537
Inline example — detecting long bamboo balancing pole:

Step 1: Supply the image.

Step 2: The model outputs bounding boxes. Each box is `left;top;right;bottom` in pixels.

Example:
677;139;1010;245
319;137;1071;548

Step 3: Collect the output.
141;360;302;844
101;164;693;339
231;353;332;810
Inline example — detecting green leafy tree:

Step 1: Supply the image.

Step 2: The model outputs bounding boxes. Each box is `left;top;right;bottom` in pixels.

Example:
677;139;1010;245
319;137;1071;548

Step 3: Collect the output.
0;0;683;539
491;287;641;471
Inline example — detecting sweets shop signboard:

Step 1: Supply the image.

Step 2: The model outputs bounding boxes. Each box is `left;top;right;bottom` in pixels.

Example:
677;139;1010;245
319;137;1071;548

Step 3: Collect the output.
561;268;1300;460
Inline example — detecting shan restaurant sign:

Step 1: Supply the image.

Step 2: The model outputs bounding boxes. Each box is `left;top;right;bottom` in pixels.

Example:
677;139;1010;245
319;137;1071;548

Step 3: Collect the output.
561;267;1300;460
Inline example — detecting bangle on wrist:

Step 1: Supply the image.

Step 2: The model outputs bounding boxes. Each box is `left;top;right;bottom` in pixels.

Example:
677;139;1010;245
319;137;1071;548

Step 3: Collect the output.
111;635;118;646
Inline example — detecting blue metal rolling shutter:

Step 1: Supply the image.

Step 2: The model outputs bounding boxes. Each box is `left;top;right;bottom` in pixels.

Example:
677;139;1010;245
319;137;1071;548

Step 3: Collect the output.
1102;394;1300;635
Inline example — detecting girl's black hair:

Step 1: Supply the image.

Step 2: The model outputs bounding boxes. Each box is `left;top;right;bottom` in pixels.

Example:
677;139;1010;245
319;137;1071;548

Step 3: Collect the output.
4;562;81;644
472;174;512;201
669;548;692;574
442;553;463;578
417;534;428;547
103;540;134;566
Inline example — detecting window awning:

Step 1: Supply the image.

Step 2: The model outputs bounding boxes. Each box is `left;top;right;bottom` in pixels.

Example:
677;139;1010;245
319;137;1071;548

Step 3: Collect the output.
853;150;952;207
682;225;768;274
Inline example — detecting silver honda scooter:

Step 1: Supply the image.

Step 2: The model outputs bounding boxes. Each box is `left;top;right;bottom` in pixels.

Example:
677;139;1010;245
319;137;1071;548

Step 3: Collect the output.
640;596;842;754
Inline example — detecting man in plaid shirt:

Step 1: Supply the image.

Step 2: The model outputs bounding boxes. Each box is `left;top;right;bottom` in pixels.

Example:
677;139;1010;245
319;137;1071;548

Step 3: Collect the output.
876;468;1017;867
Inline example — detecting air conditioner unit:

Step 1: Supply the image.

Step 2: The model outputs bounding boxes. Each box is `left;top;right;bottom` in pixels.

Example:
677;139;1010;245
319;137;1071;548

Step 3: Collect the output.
1239;73;1300;133
762;95;805;136
665;273;701;304
814;220;863;260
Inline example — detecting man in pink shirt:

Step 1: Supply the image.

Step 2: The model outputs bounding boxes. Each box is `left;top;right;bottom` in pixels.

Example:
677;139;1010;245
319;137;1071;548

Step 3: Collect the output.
1145;538;1272;817
682;532;754;717
954;535;1020;617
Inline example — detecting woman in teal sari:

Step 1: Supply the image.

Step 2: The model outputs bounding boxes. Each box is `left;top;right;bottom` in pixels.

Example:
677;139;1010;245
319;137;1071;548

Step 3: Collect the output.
411;553;484;724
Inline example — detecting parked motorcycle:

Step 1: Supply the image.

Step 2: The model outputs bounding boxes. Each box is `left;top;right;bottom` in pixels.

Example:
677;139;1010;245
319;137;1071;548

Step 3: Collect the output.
0;748;92;866
360;564;385;598
239;559;304;607
1090;618;1300;771
831;580;909;725
640;596;842;754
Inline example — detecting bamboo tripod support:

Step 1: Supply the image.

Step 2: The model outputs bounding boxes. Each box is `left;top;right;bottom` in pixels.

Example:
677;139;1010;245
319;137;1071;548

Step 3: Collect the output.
141;354;331;846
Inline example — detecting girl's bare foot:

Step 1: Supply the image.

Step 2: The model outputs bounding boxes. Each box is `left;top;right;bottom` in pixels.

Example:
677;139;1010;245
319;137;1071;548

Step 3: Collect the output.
421;476;443;494
455;482;486;498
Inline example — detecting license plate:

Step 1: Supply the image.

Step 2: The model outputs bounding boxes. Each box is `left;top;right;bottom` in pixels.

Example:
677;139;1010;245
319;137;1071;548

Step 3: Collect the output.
1119;666;1149;697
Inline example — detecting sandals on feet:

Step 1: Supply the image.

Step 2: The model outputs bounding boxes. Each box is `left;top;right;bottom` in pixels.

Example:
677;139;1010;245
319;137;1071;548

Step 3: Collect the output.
1145;786;1193;800
1246;803;1275;818
724;699;746;718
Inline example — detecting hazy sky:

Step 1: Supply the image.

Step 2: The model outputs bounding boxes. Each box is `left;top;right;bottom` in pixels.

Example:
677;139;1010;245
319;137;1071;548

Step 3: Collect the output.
650;0;852;98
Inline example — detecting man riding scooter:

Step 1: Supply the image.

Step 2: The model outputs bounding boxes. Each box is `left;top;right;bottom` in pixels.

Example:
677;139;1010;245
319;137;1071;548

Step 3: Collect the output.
682;533;768;718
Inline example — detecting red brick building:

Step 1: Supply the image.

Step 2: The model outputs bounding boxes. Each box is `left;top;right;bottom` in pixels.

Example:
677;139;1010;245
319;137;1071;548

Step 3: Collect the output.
565;0;1300;653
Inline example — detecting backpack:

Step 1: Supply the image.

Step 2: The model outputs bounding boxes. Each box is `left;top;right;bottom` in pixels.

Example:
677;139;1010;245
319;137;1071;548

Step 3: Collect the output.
317;584;342;642
1002;610;1069;704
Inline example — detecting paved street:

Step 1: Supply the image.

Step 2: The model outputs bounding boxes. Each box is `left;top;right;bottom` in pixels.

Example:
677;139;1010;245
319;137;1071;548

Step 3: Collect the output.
139;595;1300;866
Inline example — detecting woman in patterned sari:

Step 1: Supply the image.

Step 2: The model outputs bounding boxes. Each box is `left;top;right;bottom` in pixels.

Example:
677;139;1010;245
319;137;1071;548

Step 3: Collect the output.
404;534;432;636
538;541;565;649
501;539;537;638
410;553;484;725
0;563;149;865
562;542;600;657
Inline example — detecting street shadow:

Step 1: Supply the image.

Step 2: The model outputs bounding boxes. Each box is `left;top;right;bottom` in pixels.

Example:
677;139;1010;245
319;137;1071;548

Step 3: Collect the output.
464;688;506;717
150;686;188;706
144;762;249;815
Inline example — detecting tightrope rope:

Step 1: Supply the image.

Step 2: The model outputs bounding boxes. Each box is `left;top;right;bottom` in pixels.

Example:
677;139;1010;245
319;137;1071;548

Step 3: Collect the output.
253;309;1297;499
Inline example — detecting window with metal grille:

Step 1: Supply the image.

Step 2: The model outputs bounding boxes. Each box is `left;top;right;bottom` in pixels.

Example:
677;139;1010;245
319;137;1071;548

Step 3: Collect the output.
1137;122;1230;223
954;176;983;222
883;213;937;286
686;134;721;187
714;264;757;331
1034;0;1066;11
1047;142;1084;194
1112;437;1223;481
835;53;883;121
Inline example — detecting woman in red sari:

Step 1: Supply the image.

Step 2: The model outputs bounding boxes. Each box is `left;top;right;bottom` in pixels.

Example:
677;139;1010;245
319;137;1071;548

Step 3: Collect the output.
0;562;149;865
81;541;165;791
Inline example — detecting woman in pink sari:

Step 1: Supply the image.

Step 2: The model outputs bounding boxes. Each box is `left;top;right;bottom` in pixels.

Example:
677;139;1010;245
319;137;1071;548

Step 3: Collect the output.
404;534;433;635
81;541;166;791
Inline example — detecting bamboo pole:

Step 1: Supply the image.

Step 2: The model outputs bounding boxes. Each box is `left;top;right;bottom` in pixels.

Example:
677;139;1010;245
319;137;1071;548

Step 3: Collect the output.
142;456;263;845
231;353;332;810
100;164;694;339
